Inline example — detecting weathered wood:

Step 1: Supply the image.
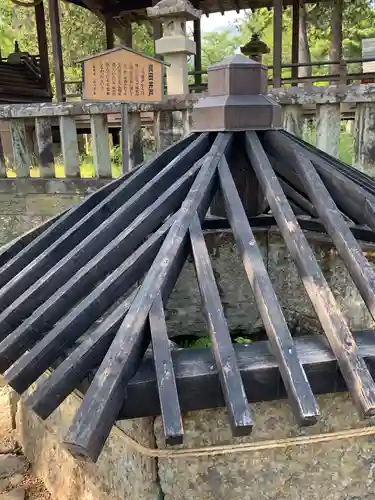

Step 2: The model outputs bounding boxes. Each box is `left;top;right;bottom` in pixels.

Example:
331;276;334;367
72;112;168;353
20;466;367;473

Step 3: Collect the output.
35;117;54;177
48;0;65;102
25;290;139;420
149;291;183;445
189;213;253;435
90;115;111;178
153;110;161;153
128;111;144;170
268;131;375;324
121;103;130;174
273;0;282;88
117;330;375;419
10;120;30;177
0;144;206;341
246;130;375;417
59;116;79;177
63;133;232;462
0;133;6;177
4;211;175;392
218;154;319;425
0;133;205;314
0;163;199;378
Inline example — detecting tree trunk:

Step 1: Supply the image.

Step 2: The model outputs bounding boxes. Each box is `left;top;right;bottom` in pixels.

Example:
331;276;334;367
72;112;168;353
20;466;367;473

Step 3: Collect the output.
298;3;312;82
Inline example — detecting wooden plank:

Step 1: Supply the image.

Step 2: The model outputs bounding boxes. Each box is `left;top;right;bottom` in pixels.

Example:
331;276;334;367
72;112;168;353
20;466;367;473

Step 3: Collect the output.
267;132;375;323
218;155;319;426
0;163;197;378
48;0;65;102
246;130;375;417
59;116;79;177
121;103;130;174
117;330;375;420
149;291;183;445
0;158;202;346
0;133;209;315
10;120;30;177
273;0;283;88
128;112;144;171
35;117;54;177
0;133;7;177
90;114;111;178
63;132;232;462
25;290;139;420
189;213;253;435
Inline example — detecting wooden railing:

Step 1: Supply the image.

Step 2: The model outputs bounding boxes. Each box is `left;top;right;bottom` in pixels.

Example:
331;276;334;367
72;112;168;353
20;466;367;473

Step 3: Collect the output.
1;84;375;179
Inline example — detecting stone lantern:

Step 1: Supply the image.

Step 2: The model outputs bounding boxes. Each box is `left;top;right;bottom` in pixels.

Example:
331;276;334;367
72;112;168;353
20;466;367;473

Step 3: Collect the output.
147;0;202;96
240;33;270;64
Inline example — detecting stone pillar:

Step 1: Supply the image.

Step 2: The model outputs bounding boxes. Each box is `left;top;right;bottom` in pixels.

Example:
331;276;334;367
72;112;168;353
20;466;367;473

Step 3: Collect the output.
316;103;341;158
353;102;375;176
147;0;202;96
282;105;302;137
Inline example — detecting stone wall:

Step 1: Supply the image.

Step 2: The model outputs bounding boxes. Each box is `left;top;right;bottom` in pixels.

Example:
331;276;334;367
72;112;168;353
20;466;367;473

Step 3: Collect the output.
0;178;108;247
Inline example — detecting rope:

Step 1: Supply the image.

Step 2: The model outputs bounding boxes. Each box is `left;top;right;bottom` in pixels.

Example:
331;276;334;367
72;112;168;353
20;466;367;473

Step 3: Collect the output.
10;0;42;7
111;424;375;459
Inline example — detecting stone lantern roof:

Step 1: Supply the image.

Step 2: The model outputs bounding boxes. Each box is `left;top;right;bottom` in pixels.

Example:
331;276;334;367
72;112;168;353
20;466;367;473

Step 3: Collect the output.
1;56;375;465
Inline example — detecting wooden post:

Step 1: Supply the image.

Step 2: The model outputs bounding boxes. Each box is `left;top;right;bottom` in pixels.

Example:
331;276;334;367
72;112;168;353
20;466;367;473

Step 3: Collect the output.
273;0;283;88
105;21;114;50
330;0;343;76
119;22;133;48
121;103;130;174
34;1;51;94
291;0;299;86
48;0;65;102
194;19;202;89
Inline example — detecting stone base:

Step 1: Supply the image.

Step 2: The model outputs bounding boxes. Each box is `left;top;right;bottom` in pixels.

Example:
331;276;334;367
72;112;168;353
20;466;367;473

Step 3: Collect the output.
12;391;375;500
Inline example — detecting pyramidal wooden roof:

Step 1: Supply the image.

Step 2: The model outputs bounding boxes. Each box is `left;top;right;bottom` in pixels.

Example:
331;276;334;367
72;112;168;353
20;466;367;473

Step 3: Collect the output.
1;56;375;463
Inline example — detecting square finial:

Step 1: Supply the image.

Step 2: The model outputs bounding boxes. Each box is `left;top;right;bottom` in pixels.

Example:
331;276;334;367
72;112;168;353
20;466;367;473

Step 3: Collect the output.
192;55;282;132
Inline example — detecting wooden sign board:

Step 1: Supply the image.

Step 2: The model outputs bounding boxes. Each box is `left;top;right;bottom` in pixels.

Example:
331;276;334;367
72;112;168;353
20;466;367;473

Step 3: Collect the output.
81;47;164;102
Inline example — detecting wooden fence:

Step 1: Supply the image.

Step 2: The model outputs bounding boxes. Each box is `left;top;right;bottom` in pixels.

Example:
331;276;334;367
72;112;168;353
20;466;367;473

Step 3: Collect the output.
1;84;375;178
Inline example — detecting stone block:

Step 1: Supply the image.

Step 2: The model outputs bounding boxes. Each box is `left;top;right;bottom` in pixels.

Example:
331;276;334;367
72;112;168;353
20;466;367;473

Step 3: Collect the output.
154;393;375;500
16;389;157;500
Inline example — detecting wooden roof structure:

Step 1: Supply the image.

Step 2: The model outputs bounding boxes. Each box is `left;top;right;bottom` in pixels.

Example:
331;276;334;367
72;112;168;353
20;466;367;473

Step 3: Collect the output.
65;0;329;18
2;55;375;463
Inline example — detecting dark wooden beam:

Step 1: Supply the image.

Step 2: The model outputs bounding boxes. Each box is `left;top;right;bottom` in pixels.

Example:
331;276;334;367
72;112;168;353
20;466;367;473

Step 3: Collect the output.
34;1;51;93
63;133;232;463
1;163;200;382
105;20;114;49
189;213;253;436
291;0;299;86
273;0;283;87
0;134;200;314
246;131;375;418
149;292;183;445
48;0;65;102
267;131;375;324
218;154;319;426
24;289;139;420
116;330;375;419
194;19;202;88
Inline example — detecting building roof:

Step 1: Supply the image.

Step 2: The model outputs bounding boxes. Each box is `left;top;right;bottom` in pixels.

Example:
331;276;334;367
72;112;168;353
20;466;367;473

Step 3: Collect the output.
75;45;164;64
66;0;329;18
1;55;375;463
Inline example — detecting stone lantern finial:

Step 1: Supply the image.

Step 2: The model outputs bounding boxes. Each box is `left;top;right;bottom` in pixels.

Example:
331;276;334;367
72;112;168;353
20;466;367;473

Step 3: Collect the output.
240;33;270;63
147;0;202;96
192;54;281;132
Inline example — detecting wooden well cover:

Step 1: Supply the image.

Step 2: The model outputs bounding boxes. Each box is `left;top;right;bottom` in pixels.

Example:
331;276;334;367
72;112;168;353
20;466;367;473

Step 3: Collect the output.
81;47;164;102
